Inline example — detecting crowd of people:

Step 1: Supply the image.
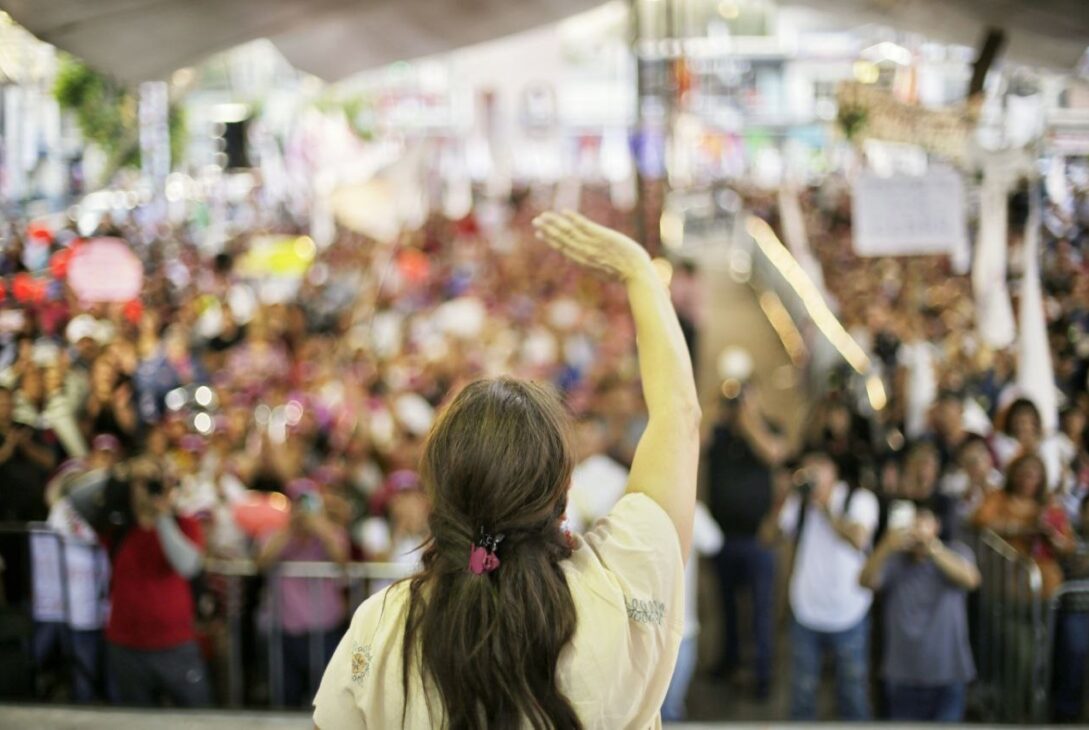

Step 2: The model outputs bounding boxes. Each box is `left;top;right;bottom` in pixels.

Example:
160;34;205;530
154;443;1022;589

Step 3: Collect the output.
700;173;1089;723
1;166;1088;723
0;185;655;709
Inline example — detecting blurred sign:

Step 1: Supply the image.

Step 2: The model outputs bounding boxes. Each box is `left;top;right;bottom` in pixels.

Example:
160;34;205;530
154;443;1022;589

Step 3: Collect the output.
235;235;316;278
852;168;968;257
837;82;976;165
68;237;144;302
1046;109;1089;155
331;181;400;242
30;532;107;629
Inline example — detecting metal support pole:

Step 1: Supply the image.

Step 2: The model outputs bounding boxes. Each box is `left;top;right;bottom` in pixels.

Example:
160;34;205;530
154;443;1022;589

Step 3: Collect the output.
269;566;284;708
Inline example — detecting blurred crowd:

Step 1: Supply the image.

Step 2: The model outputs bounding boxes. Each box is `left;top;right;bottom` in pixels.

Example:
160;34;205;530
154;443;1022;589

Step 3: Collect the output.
700;173;1089;723
0;185;651;708
2;167;1089;723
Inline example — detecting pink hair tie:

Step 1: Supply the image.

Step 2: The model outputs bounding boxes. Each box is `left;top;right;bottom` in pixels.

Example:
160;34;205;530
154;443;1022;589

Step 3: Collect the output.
468;528;504;575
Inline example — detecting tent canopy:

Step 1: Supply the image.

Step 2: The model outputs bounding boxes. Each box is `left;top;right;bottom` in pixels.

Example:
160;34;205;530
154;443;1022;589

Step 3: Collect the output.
782;0;1088;73
1;0;1086;83
0;0;599;83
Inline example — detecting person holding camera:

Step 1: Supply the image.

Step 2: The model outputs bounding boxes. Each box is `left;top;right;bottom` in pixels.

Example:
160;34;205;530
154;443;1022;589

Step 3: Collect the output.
69;459;211;707
256;481;348;707
776;450;878;721
859;506;979;721
706;384;787;699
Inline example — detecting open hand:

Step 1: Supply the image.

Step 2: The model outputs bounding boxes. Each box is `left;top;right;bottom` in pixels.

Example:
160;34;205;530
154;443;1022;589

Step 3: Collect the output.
532;211;651;283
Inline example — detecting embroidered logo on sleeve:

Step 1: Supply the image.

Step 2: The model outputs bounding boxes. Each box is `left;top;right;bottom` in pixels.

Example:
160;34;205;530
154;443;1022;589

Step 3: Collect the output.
351;643;373;683
625;596;665;626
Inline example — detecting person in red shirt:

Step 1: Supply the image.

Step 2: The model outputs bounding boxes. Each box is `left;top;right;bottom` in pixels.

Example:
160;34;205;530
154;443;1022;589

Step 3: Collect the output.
71;458;211;706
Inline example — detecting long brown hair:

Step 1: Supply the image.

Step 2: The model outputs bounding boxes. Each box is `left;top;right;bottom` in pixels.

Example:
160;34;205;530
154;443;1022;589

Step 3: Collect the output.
401;377;582;730
1003;452;1048;504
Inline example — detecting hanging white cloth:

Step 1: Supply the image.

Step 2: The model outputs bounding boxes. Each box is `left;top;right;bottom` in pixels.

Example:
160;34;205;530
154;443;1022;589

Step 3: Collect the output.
972;162;1017;349
1016;190;1058;433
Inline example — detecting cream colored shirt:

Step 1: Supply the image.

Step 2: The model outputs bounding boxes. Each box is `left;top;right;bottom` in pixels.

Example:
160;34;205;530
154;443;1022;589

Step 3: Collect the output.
313;493;684;729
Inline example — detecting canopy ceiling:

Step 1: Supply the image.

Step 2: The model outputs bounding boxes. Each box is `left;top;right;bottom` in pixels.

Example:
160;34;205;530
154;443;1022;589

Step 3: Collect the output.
0;0;600;83
1;0;1086;84
781;0;1088;72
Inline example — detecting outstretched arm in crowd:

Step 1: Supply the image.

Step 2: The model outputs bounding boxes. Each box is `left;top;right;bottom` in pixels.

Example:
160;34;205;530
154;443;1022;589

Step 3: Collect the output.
257;509;348;569
814;479;870;552
534;211;701;561
14;427;57;471
156;509;204;578
736;396;789;467
861;526;979;591
926;539;981;589
823;508;871;552
133;464;204;579
860;528;912;590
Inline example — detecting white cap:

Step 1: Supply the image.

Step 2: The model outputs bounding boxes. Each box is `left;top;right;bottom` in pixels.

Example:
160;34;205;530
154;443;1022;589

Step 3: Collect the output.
65;315;98;344
66;315;115;346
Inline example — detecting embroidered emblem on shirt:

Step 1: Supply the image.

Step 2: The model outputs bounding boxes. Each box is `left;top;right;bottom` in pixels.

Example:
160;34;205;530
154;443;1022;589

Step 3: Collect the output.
625;596;665;626
351;643;373;682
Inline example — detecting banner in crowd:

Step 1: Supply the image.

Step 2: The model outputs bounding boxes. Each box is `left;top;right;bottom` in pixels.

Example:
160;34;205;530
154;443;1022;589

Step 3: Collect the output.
851;168;968;258
30;530;108;630
972;158;1021;350
837;81;977;164
1017;192;1058;432
235;235;317;278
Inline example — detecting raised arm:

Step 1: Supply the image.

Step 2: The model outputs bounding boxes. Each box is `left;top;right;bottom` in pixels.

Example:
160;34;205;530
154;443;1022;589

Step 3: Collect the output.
533;211;701;560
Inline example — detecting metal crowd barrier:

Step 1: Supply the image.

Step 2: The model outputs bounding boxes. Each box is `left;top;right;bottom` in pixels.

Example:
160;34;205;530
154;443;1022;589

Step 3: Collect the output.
973;528;1047;723
0;522;109;700
202;558;415;709
0;523;414;708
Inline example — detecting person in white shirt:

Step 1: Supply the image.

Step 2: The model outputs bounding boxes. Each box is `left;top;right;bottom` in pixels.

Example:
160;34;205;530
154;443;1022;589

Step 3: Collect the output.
776;450;878;721
564;415;629;535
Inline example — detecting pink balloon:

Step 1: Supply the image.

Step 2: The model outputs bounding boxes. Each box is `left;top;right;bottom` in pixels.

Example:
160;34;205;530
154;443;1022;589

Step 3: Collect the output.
231;491;291;538
67;238;144;303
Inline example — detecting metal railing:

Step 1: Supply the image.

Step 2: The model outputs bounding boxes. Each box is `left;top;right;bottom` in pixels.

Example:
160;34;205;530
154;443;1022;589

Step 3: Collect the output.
0;522;415;708
973;528;1047;723
201;558;415;708
6;521;1087;718
0;521;109;628
0;522;110;700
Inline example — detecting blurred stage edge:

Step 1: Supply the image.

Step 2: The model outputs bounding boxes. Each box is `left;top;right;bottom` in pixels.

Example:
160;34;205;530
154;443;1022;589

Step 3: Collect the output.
0;706;1028;729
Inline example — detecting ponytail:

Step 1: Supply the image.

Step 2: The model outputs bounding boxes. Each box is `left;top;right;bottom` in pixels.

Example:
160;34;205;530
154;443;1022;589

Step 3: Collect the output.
400;378;583;730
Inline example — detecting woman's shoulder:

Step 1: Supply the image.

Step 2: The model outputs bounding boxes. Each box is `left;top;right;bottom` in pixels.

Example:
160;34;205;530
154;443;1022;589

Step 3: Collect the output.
350;580;411;638
557;494;686;728
562;493;683;629
313;582;418;729
324;582;412;696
